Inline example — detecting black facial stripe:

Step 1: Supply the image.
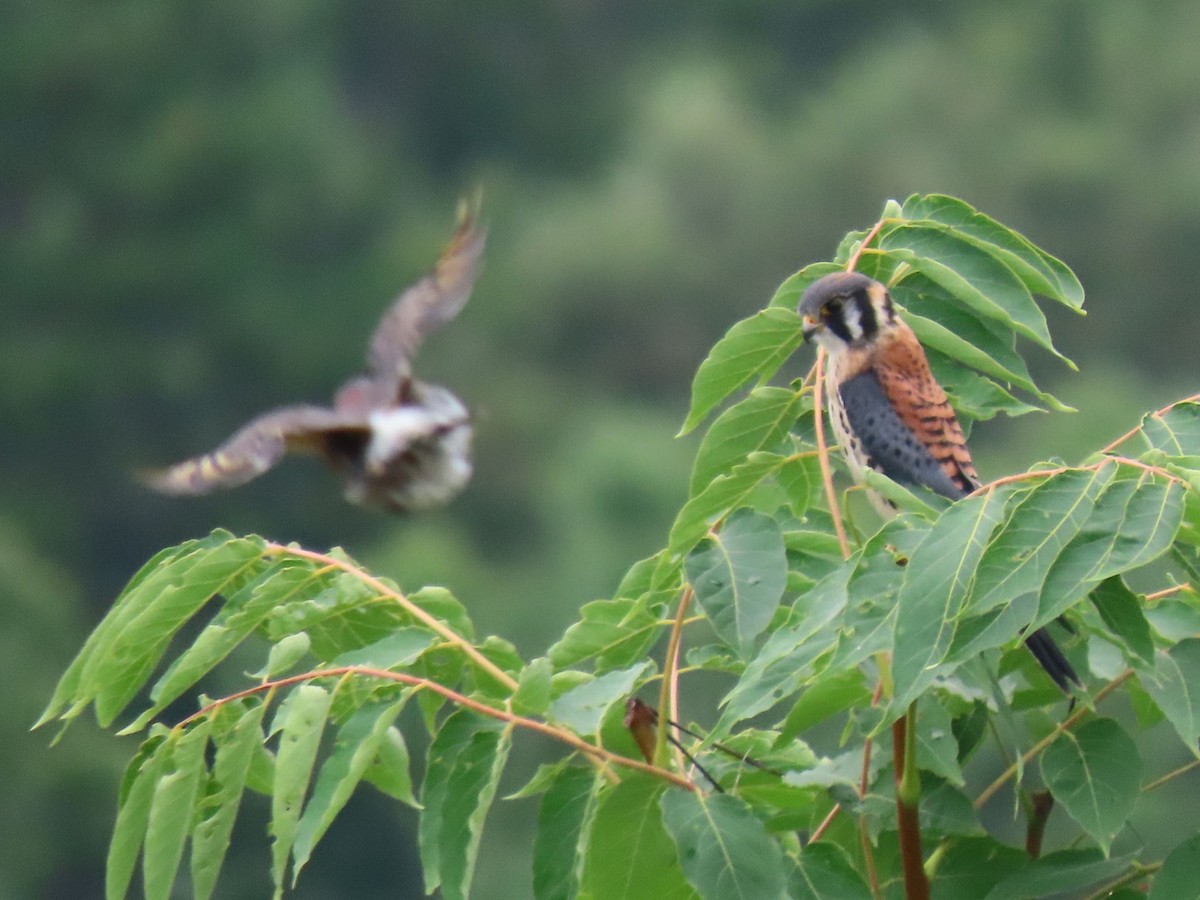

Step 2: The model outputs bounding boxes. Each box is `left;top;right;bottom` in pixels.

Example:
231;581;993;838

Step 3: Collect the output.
826;302;855;343
854;293;878;340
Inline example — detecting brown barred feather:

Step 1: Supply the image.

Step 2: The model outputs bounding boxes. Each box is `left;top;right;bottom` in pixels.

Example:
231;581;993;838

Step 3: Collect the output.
872;322;978;494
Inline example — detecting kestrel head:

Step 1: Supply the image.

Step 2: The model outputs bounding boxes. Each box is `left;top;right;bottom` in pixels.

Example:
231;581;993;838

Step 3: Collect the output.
798;271;896;352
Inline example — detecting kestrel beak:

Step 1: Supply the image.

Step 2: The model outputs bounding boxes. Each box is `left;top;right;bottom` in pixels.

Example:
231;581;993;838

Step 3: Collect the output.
801;314;823;342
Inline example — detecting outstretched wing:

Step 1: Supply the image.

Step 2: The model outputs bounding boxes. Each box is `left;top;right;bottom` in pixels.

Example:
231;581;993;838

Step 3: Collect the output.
140;405;369;495
366;201;486;396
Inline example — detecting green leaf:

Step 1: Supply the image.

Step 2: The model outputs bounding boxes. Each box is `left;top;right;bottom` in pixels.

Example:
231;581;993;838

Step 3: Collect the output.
533;766;599;900
1140;639;1200;747
659;790;787;900
549;662;651;736
689;387;808;496
777;669;868;744
668;452;789;557
362;725;417;807
901;194;1084;309
1039;476;1184;623
1039;718;1141;853
124;562;324;732
1139;402;1200;455
547;594;666;670
106;732;170;900
919;778;981;836
890;491;1005;708
681;307;805;435
778;453;824;517
292;699;406;880
927;350;1042;421
715;562;850;732
513;657;555;717
685;509;786;657
984;849;1132;900
269;683;332;896
1149;833;1200;900
142;717;211;900
895;277;1055;404
328;626;436;669
973;469;1111;618
418;710;511;900
84;535;267;727
932;837;1029;900
828;520;928;675
255;632;311;679
1090;578;1155;665
914;696;965;787
789;842;872;900
580;775;698;900
859;468;940;518
881;224;1068;361
191;700;266;900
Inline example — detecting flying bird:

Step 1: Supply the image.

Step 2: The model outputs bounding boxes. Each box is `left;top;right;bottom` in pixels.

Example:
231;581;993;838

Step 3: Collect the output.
798;271;1079;692
142;204;485;511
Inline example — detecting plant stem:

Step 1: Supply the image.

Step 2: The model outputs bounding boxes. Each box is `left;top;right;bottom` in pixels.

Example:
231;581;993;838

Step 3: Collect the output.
265;543;519;692
178;665;702;789
893;704;929;900
974;670;1133;809
812;351;850;560
1025;790;1053;859
656;586;693;769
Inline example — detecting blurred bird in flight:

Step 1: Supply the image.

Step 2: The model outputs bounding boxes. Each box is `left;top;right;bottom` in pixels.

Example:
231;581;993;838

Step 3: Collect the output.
143;202;485;512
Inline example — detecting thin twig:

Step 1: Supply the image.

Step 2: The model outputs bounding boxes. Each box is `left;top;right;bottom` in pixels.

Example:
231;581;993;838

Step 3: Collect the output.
974;670;1134;810
968;454;1189;500
265;543;519;692
1084;863;1158;900
1099;393;1200;454
845;218;888;273
1142;758;1200;793
656;586;694;769
178;665;697;790
812;352;851;559
1145;584;1194;602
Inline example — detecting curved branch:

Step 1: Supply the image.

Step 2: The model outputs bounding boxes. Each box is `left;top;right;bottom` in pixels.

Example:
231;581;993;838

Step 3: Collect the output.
812;352;851;560
656;586;694;769
1099;393;1200;454
265;543;519;692
178;665;696;791
974;670;1134;810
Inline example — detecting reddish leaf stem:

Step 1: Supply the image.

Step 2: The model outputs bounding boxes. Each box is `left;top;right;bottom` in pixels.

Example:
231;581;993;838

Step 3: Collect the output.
177;665;696;790
893;709;929;900
264;543;518;692
1099;392;1200;454
974;669;1134;809
656;586;694;770
812;351;851;560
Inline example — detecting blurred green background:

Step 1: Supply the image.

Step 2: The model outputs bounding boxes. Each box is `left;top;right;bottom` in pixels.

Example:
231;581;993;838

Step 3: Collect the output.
6;1;1200;897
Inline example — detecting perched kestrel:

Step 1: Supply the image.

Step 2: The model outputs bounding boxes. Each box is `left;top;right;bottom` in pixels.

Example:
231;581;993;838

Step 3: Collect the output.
798;271;1079;692
143;205;485;511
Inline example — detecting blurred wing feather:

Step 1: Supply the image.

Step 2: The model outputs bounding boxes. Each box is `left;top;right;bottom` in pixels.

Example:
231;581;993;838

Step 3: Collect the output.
140;405;368;495
367;203;486;390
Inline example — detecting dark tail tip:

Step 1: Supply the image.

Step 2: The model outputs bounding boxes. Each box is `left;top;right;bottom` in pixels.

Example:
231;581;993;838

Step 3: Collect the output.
1024;626;1081;693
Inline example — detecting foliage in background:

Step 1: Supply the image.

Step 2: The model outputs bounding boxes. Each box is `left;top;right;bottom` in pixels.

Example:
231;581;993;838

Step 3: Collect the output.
11;3;1200;896
43;197;1200;899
